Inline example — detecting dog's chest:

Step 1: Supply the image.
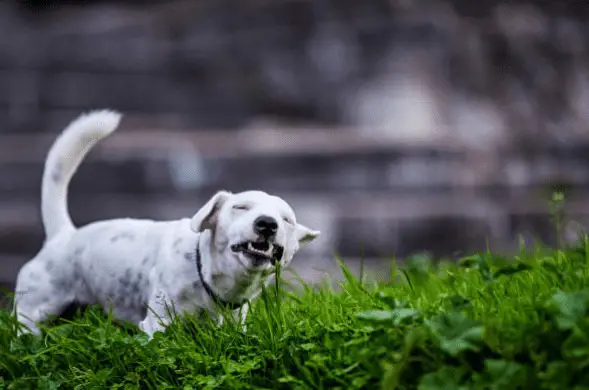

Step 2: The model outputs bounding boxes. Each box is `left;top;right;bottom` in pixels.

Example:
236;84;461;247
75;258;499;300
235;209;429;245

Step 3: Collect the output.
212;272;269;302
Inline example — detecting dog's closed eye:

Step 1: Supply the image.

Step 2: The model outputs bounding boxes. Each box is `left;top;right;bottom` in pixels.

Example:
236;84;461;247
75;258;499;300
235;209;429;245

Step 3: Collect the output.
282;217;294;225
232;205;250;211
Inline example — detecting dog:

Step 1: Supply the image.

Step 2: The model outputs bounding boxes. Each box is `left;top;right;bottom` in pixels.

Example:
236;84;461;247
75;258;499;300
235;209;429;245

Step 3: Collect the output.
13;110;320;338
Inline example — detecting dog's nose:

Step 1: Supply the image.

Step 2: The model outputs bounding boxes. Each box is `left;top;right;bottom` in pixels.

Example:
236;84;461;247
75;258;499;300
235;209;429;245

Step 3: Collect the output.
254;216;278;238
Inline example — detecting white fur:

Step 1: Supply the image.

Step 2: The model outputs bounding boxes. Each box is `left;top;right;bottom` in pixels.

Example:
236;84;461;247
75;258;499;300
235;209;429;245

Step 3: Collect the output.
42;110;121;239
13;110;320;338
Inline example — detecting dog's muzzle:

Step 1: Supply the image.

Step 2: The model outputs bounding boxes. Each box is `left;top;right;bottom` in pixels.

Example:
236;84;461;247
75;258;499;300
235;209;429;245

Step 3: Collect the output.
231;240;284;266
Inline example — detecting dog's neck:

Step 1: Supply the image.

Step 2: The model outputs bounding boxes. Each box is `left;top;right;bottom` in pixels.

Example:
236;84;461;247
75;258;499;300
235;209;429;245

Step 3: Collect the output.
196;230;238;277
195;230;269;307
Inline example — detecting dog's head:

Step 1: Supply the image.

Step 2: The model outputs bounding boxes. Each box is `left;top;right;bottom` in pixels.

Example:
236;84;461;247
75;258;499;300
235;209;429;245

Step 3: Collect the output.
190;190;320;270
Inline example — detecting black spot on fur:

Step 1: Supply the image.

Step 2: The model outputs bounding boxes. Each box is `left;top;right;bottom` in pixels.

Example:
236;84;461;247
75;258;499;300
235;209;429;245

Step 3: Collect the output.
119;270;133;288
111;232;136;243
192;281;202;289
118;276;130;287
184;252;193;262
45;260;54;271
73;263;83;279
51;161;63;182
173;239;183;254
131;282;141;294
68;247;83;264
52;278;72;290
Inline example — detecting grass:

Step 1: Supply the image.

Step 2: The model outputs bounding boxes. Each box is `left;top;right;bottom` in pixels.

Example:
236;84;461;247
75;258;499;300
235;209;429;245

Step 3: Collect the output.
2;237;589;389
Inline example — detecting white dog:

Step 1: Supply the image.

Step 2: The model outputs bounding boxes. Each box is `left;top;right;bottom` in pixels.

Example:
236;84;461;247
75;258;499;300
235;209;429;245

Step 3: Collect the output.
13;110;320;338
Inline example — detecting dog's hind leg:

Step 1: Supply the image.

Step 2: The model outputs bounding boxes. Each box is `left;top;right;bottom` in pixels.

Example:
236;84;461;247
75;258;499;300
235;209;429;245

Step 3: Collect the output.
13;261;75;335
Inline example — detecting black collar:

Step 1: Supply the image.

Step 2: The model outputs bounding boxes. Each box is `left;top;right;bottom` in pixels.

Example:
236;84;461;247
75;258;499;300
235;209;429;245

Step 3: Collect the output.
195;240;248;310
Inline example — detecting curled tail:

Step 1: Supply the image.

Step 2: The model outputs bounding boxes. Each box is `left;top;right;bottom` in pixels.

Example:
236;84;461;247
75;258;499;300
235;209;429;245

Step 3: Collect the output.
42;110;122;239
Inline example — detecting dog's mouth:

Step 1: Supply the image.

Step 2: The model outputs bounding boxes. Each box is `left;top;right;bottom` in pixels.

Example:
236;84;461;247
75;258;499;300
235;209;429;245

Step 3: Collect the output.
231;241;284;266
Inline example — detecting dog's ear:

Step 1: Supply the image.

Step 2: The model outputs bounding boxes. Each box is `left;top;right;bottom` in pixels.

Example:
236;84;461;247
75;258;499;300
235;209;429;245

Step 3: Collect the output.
190;191;231;233
295;223;320;247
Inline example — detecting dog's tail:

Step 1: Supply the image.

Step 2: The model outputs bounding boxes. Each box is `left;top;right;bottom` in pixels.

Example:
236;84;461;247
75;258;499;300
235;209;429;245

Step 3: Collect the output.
41;110;122;239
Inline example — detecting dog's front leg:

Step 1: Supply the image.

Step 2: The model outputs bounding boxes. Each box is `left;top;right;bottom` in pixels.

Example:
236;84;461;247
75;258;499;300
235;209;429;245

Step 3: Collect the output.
210;303;248;332
138;289;176;339
233;302;249;333
139;311;171;339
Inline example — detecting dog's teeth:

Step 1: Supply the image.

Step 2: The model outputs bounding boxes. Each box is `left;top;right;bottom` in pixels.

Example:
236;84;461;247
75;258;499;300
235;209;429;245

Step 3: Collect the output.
247;242;263;254
264;244;274;255
246;242;273;257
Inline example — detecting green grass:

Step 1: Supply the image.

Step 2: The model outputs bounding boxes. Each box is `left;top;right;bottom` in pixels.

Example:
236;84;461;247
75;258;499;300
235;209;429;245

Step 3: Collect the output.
2;238;589;389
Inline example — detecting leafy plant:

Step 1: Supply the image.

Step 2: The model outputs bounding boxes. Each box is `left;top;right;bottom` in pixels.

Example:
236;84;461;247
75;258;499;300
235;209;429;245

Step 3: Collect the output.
0;239;589;389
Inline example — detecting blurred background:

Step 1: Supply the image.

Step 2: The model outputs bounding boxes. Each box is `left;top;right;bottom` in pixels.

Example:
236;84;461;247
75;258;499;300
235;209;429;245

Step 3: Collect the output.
2;0;589;295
